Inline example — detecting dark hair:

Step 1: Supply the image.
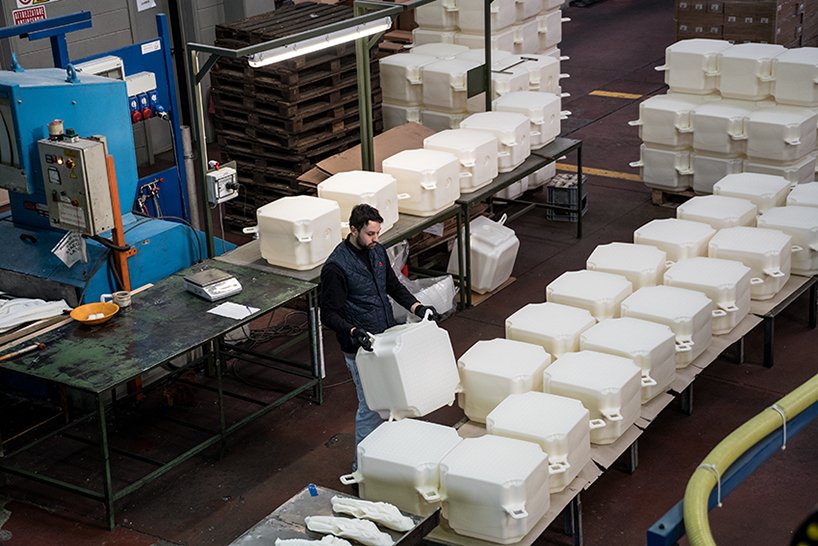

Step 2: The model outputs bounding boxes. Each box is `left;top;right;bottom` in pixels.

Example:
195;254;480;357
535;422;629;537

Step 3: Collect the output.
349;203;383;232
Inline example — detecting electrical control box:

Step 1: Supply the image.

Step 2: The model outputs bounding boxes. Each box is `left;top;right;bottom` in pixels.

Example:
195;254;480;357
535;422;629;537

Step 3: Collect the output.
206;166;239;204
37;137;113;235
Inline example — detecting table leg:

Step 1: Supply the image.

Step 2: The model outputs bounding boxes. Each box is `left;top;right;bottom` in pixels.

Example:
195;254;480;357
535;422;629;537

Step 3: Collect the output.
456;208;466;310
626;440;638;475
96;394;115;531
464;204;473;307
215;339;227;459
764;316;774;368
680;385;693;416
567;493;583;546
308;289;324;404
810;280;817;329
735;336;745;365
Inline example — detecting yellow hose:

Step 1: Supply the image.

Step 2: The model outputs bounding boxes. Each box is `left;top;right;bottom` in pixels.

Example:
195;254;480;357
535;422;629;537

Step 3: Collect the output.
684;371;818;546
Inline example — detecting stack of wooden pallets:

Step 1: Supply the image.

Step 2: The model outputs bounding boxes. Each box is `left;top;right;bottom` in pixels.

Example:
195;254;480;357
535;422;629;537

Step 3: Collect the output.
211;2;384;231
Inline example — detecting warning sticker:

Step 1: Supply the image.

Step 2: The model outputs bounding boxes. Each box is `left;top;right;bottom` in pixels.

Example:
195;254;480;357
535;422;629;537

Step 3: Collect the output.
141;40;161;55
58;201;86;230
16;0;59;9
13;6;46;25
70;170;77;179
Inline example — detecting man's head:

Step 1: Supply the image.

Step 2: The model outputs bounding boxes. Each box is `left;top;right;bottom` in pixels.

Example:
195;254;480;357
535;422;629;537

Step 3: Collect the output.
349;204;383;251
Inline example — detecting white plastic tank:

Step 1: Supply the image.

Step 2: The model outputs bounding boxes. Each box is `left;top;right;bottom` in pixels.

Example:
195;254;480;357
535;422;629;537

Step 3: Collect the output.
677;195;758;230
537;9;565;51
586;242;668;290
513;19;540;56
380;53;438;106
340;419;462;516
466;62;531;114
745;105;818;164
495;178;526;199
447;214;520;294
542;0;564;8
486;392;592;493
493;91;563;147
457;338;551;423
382;149;462;217
692;153;744;195
460;112;531;173
690;99;760;157
656;39;733;95
412;28;458;46
384;104;422;131
630;93;714;150
356;316;461;420
439;435;551;544
514;53;562;94
424;129;499;193
529;161;557;188
543;351;642;445
744;153;818;187
757;206;818;276
708;226;794;300
516;0;541;22
664;257;752;335
422;58;484;113
771;47;818;107
457;0;516;34
546;269;633;322
317;171;399;237
712;172;791;214
455;28;516;52
630;144;693;191
788;181;818;207
415;0;458;30
716;43;785;101
253;196;342;271
454;48;515;64
634;218;717;263
620;285;713;368
421;109;469;132
505;301;596;358
580;317;676;403
410;43;470;59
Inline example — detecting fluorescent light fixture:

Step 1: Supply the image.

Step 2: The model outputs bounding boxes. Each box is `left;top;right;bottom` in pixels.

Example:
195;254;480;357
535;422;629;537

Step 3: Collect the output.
248;16;393;68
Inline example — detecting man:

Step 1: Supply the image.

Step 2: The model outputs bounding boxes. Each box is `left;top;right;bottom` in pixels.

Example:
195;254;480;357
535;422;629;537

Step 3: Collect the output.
320;204;440;471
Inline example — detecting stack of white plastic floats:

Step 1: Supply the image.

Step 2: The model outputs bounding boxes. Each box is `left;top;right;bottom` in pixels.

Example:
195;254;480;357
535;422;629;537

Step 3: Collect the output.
630;39;818;194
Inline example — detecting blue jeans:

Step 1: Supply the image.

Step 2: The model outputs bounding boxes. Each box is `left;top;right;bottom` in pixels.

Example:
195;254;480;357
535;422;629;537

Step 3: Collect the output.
345;353;384;472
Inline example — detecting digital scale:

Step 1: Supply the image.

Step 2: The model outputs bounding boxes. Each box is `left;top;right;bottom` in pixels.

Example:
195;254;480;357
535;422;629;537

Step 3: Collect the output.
183;268;242;302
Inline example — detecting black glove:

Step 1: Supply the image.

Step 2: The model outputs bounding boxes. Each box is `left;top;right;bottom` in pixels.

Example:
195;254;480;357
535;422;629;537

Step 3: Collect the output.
351;328;373;351
414;304;441;322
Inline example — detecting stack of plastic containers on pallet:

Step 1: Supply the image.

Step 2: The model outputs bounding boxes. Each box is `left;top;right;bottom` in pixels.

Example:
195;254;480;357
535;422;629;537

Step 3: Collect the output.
631;39;818;194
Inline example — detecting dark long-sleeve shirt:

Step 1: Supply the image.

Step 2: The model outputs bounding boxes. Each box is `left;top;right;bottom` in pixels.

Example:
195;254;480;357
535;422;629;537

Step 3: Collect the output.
320;238;418;337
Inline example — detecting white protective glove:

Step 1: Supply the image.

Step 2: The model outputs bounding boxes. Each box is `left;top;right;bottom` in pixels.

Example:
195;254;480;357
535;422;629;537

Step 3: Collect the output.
331;496;414;532
305;516;393;546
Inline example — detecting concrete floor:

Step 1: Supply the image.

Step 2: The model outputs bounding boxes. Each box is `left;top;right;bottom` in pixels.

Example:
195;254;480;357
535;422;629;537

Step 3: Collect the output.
2;0;818;544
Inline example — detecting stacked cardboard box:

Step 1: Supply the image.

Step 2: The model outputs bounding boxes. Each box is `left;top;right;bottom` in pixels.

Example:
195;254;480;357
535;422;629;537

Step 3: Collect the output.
676;0;805;46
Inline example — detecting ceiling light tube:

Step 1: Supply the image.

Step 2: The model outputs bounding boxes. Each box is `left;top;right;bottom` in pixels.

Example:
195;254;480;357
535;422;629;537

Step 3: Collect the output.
248;16;393;68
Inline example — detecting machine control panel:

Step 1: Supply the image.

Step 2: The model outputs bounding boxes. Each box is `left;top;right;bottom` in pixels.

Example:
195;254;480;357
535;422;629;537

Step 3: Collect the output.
37;137;113;235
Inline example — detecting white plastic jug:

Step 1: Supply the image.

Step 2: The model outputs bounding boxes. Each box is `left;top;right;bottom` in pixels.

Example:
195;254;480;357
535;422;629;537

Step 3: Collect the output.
380;53;438;106
457;338;551;423
788;182;818;208
460;111;531;173
580;317;676;403
249;196;342;271
543;350;642;445
586;242;668;290
634;218;716;263
382;149;462;217
690;99;761;157
439;435;551;544
716;43;785;101
356;314;461;420
712;172;791;214
422;58;484;113
424;129;499;193
340;419;462;516
447;214;520;294
546;269;633;322
486;391;592;493
514;53;563;94
708;226;794;300
317;171;400;237
505;301;596;357
620;285;713;368
493;91;564;148
677;195;758;230
757;206;818;276
664;257;752;335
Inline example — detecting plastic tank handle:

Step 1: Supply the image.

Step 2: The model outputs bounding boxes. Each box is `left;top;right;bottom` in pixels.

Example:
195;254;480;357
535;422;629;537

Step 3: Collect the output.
421;489;441;502
243;225;259;235
589;418;606;430
641;374;657;387
750;277;765;285
792;245;804;253
712;309;727;318
763;268;785;278
601;409;623;422
549;461;570;475
340;472;362;485
506;506;529;520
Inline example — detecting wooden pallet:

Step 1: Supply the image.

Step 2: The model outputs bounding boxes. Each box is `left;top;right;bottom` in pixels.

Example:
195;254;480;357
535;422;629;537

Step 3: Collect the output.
215;3;354;47
651;187;695;208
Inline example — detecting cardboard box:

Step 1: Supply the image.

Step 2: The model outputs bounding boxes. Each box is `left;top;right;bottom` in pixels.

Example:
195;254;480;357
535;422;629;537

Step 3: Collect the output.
677;0;692;11
708;0;725;13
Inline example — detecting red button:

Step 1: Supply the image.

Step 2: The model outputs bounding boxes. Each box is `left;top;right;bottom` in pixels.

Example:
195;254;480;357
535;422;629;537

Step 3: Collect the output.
132;110;142;124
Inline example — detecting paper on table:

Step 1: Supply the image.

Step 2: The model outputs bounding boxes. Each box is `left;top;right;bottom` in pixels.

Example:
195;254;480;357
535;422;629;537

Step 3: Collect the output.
207;301;259;320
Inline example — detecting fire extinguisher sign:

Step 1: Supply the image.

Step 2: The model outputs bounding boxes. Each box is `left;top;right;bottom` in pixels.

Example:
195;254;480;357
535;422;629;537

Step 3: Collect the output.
13;6;47;25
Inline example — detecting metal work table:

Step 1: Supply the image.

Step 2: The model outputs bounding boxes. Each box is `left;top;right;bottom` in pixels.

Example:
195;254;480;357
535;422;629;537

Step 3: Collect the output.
216;205;466;305
229;484;440;546
0;260;323;530
455;137;583;306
